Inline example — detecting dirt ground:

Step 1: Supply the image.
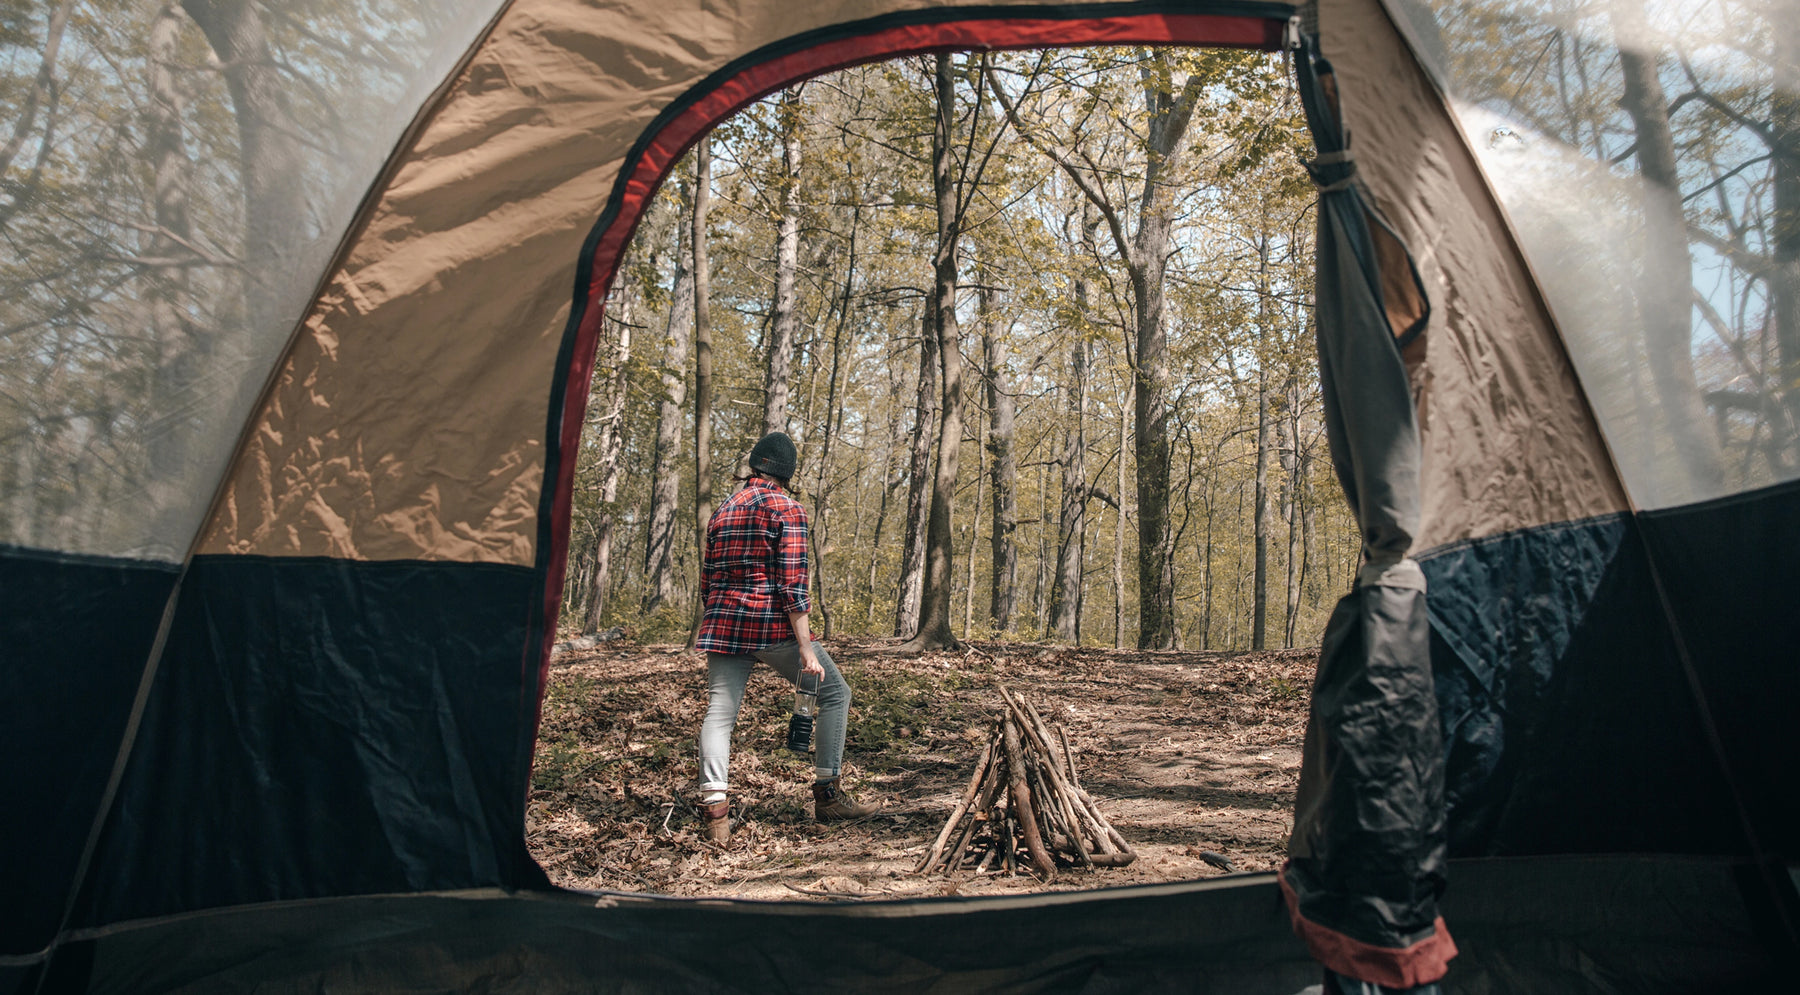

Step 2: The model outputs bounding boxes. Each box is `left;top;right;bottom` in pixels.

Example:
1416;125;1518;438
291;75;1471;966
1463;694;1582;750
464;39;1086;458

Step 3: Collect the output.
528;638;1316;902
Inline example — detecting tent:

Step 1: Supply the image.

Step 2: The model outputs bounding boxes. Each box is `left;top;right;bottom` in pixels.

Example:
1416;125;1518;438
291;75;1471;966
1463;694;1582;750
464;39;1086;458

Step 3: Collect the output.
2;0;1793;990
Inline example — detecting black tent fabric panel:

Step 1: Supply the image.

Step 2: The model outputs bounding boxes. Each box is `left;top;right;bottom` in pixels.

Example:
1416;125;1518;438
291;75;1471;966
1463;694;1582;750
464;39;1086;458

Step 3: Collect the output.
1420;515;1742;857
1439;855;1777;993
1638;478;1800;858
68;554;548;931
46;880;1321;995
18;858;1775;994
1286;584;1449;951
0;547;177;956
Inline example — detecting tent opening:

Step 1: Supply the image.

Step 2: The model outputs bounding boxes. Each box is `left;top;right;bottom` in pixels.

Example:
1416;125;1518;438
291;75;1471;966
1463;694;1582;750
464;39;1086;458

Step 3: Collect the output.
531;43;1351;901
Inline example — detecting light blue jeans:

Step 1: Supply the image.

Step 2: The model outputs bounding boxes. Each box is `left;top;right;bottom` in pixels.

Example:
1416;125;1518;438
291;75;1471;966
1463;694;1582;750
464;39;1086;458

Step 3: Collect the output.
699;640;849;791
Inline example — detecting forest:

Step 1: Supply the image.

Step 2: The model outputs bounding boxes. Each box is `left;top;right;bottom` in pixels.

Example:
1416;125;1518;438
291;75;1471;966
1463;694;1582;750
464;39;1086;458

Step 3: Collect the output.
565;48;1362;653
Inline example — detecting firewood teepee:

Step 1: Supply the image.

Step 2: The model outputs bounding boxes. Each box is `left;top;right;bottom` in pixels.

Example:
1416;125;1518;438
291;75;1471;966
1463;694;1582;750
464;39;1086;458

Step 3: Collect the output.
916;685;1136;880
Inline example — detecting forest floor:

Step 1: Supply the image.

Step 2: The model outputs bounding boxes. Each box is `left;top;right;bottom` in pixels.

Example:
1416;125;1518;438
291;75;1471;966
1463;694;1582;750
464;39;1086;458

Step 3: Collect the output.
528;637;1316;902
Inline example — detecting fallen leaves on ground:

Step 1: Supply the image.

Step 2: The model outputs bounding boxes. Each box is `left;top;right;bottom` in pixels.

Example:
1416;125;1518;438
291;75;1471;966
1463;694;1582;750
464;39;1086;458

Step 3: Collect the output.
528;638;1316;901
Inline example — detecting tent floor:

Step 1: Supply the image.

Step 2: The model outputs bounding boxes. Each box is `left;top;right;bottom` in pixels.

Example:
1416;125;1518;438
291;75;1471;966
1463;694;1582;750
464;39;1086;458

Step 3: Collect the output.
14;856;1780;993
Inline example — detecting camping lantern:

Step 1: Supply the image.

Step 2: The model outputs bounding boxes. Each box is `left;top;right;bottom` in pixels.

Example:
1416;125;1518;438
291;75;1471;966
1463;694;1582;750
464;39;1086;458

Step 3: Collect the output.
786;671;820;753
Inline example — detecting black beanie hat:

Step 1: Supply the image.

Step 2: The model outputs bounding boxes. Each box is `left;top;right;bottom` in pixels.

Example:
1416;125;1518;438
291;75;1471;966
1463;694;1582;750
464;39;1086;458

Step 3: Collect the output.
748;431;798;482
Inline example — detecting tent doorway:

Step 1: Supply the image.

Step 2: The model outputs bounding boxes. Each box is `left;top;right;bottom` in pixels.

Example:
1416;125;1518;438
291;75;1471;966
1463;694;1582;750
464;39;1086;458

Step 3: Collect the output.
531;43;1340;902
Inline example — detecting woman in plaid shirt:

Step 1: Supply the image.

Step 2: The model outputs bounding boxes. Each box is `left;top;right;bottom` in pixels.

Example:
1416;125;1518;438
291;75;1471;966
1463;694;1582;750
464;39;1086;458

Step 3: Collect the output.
695;431;876;843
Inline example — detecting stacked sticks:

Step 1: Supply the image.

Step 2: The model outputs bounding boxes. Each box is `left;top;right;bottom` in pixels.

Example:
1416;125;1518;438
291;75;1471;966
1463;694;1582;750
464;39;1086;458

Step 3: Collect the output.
915;685;1136;880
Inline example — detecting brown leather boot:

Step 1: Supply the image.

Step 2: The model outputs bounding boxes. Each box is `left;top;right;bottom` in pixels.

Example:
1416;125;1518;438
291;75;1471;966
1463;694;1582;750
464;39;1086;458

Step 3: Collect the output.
812;780;877;822
701;799;730;844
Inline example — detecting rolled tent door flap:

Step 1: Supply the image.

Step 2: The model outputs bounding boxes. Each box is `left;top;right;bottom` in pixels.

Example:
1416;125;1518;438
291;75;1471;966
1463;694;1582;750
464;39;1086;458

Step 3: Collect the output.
1279;29;1456;989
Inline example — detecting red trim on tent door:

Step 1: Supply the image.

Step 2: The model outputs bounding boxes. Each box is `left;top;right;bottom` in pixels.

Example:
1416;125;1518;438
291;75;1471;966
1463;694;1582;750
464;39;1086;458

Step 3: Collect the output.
539;11;1287;704
1278;861;1459;988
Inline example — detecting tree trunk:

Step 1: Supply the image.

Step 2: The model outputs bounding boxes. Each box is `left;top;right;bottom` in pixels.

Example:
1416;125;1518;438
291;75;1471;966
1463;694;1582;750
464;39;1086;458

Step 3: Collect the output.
585;294;635;633
1231;479;1246;647
762;87;802;436
799;322;822;449
868;360;907;618
182;0;304;325
1282;372;1303;648
1251;237;1272;651
146;3;202;520
900;52;965;653
1113;397;1128;649
567;541;594;624
1124;60;1205;650
1050;327;1087;641
689;137;714;647
1771;0;1800;458
1300;428;1317;624
1612;2;1721;495
142;0;297;549
965;412;986;633
1202;455;1216;649
983;288;1019;631
644;184;694;614
1036;461;1050;628
812;209;859;639
1077;489;1093;643
894;306;939;638
1129;254;1175;648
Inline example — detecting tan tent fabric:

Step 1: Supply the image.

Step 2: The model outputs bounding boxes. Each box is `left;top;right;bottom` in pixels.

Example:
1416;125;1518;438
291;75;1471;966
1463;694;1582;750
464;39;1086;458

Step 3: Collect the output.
198;0;1606;564
1319;0;1630;551
200;0;1070;565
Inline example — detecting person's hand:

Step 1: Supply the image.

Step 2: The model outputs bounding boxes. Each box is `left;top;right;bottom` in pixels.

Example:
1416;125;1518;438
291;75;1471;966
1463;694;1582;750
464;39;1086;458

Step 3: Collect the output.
799;642;825;679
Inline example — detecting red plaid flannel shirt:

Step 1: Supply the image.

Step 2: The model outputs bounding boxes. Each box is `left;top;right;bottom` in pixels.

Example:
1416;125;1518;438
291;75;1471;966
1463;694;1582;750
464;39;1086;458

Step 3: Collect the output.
697;477;812;654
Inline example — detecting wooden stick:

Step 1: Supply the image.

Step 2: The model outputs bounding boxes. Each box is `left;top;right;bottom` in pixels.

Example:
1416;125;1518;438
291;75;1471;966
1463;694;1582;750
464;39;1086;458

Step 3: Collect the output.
1043;753;1092;860
940;797;980;873
1004;689;1073;812
1021;698;1068;779
1065;775;1116;857
1073;785;1137;864
1000;794;1015;876
953;759;1003;868
1028;748;1089;867
917;732;996;873
997;686;1052;755
1003;713;1057;881
1022;699;1088;829
945;760;1005;873
1055;724;1082;790
1004;688;1093;864
1026;754;1063;840
1020;695;1054;745
1052;773;1117;858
